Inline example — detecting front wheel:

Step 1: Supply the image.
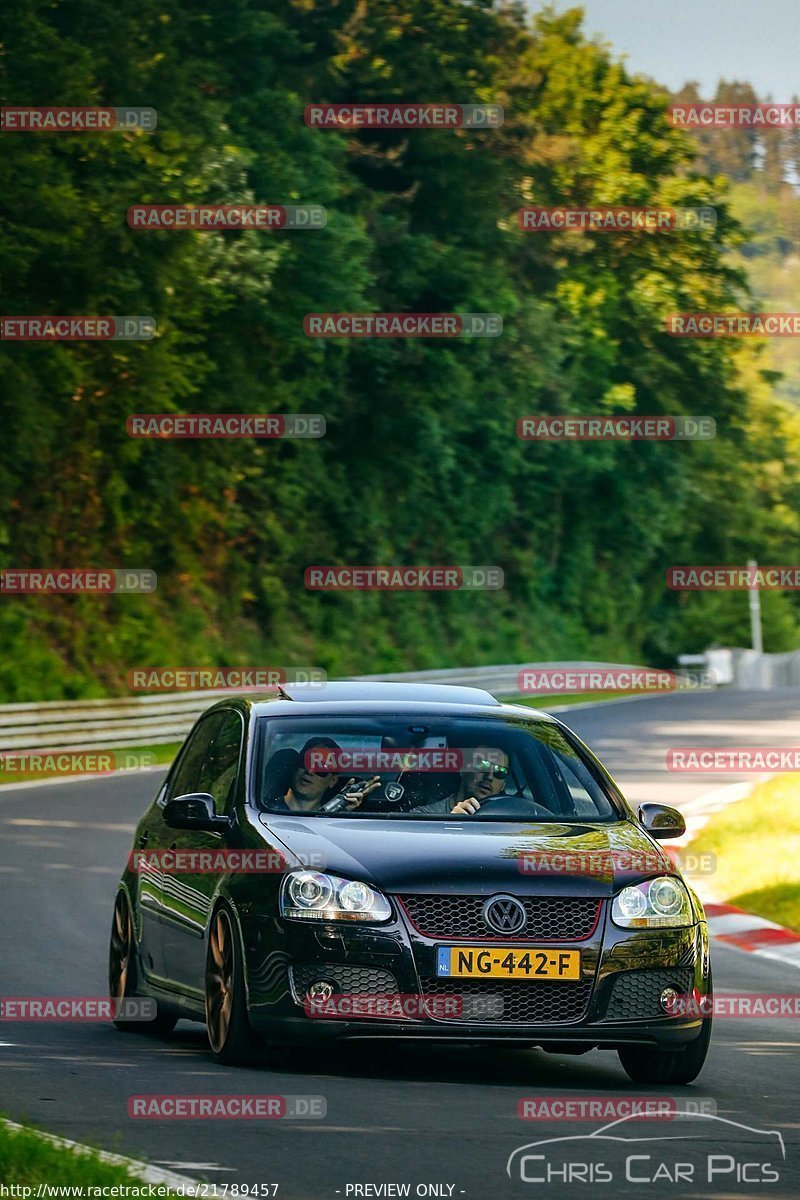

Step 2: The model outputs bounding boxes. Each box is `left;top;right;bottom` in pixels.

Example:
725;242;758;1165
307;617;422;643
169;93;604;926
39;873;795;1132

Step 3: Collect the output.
205;905;258;1064
109;891;177;1035
618;1009;712;1084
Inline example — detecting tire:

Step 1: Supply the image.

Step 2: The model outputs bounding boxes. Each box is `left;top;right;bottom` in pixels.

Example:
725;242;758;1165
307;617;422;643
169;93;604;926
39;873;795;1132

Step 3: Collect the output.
205;904;258;1064
109;890;177;1036
618;986;713;1085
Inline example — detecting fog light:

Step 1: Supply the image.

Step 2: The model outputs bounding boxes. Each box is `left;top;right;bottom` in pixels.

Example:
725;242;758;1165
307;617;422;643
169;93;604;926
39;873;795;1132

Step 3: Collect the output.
307;980;335;1003
660;987;680;1013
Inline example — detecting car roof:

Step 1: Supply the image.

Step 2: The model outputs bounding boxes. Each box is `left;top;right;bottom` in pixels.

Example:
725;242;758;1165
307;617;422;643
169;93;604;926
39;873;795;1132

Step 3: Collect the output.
280;681;502;705
203;681;554;722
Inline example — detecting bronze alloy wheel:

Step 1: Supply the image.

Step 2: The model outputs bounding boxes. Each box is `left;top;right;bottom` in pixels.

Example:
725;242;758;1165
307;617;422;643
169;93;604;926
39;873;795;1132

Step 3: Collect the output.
109;891;133;1013
204;904;256;1063
108;890;177;1035
206;907;235;1052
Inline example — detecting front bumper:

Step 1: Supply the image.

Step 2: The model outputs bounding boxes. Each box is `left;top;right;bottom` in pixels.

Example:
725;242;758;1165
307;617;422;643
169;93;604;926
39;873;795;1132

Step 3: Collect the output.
240;899;711;1048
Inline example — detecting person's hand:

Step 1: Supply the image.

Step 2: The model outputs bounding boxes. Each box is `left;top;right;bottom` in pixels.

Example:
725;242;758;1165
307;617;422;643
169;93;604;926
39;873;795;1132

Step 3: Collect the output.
450;796;481;815
339;775;382;809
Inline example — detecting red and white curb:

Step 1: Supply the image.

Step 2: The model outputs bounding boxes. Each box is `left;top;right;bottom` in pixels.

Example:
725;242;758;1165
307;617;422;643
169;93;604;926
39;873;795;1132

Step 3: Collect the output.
702;902;800;968
662;777;800;971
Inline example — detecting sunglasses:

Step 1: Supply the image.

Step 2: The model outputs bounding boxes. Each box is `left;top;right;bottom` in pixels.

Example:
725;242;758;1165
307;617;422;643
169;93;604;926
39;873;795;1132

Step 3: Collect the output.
473;759;509;778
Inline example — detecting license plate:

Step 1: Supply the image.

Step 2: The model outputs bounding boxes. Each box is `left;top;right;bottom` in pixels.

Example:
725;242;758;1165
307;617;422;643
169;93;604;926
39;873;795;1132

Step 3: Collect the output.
436;946;581;980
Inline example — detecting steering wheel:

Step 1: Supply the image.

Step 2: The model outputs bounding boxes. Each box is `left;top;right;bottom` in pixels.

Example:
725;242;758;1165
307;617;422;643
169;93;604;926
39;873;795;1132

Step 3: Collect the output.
470;793;553;819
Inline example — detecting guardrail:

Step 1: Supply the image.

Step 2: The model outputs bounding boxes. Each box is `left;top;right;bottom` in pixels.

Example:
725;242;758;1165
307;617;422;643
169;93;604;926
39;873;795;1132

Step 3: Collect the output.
0;661;649;753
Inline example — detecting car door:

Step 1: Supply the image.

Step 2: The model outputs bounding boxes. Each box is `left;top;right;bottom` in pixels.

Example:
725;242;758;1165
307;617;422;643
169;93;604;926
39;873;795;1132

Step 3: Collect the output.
134;780;173;982
159;709;245;994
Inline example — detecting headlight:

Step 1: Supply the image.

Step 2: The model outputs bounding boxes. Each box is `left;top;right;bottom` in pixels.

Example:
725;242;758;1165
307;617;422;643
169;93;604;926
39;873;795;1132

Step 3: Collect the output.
611;875;693;928
281;871;392;922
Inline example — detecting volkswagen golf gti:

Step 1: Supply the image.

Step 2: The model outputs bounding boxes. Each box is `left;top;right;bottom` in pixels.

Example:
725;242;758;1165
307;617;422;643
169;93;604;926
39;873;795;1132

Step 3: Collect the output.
109;681;712;1083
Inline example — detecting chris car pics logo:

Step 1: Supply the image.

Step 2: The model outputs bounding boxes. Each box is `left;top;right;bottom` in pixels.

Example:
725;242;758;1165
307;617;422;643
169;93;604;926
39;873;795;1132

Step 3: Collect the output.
507;1112;785;1186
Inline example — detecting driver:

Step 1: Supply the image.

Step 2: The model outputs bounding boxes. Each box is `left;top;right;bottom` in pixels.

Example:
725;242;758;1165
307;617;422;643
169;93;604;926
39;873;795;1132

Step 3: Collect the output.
273;737;381;813
412;746;509;816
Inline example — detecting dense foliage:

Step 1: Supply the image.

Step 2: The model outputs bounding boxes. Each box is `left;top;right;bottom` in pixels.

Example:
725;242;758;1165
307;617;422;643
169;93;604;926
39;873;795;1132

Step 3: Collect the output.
1;1;799;700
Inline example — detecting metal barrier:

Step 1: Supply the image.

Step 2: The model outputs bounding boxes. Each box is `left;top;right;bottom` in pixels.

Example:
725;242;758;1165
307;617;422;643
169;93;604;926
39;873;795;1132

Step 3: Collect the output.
0;661;643;753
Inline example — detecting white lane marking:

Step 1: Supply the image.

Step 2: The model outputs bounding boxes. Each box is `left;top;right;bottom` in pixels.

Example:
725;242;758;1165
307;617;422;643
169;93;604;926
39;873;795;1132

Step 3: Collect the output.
7;840;64;847
43;1057;140;1067
679;781;756;816
154;1162;236;1172
0;1118;200;1188
0;765;166;794
3;818;136;831
277;1125;405;1132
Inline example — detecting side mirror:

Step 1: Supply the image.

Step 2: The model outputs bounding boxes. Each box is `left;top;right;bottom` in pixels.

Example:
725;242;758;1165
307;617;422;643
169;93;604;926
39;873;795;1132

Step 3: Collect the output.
163;793;229;832
638;803;686;841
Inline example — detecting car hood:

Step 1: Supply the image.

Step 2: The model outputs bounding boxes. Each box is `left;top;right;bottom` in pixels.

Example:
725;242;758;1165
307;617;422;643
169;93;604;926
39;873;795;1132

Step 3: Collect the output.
257;814;676;896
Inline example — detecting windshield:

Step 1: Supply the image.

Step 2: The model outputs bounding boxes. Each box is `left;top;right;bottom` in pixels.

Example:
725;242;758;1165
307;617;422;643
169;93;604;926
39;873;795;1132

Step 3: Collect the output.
253;715;620;822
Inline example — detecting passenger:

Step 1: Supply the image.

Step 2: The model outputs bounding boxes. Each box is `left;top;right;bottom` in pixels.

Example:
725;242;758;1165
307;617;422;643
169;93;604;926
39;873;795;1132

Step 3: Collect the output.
273;737;381;813
412;746;509;816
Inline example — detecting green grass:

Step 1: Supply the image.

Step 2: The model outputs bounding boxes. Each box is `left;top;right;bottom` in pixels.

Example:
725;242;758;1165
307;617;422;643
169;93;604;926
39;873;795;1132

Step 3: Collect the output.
0;1119;178;1190
507;691;640;709
685;774;800;931
0;742;180;786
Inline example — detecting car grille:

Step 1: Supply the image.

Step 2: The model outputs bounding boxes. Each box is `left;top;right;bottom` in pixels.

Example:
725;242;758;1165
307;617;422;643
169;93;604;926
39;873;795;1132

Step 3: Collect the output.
399;894;600;941
290;963;399;999
421;978;594;1025
604;968;696;1020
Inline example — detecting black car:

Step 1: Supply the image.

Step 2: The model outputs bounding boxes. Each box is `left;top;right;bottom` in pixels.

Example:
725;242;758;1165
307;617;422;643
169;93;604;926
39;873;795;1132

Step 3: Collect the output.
109;681;712;1083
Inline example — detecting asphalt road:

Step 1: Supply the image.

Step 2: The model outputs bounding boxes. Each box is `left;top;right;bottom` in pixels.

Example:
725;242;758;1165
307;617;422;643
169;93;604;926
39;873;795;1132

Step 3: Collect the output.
1;689;799;1199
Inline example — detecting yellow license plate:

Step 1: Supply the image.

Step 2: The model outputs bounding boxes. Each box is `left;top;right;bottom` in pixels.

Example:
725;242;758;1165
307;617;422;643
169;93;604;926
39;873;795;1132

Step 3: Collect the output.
437;946;581;980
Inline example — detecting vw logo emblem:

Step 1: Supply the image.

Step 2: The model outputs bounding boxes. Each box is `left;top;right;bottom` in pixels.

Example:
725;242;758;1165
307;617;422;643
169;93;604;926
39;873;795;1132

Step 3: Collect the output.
483;895;527;935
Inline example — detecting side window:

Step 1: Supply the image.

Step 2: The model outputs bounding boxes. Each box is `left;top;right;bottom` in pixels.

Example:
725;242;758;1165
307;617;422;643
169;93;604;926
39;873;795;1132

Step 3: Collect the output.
197;711;244;815
166;713;225;803
555;756;603;817
550;750;611;818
